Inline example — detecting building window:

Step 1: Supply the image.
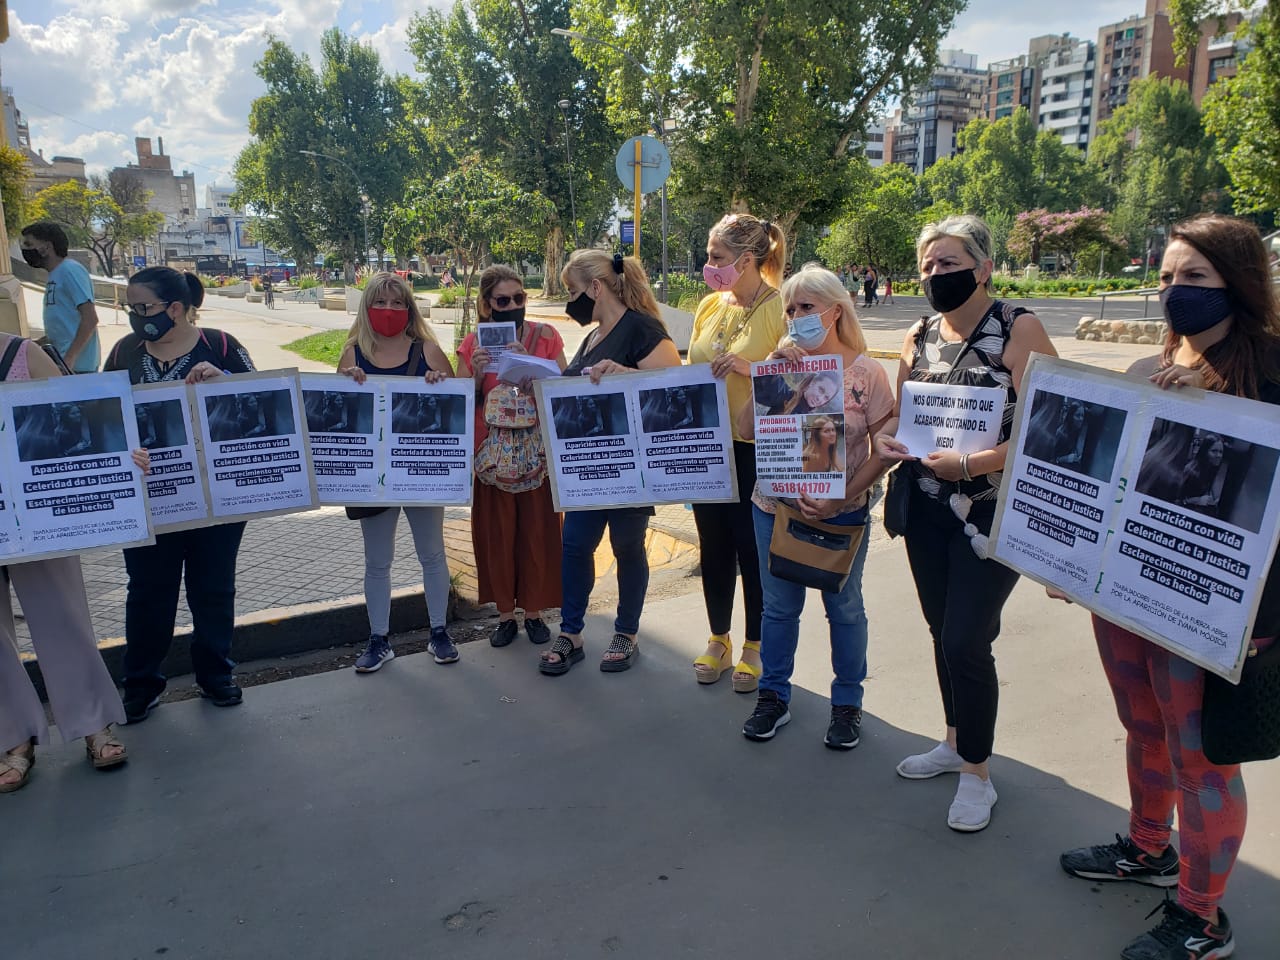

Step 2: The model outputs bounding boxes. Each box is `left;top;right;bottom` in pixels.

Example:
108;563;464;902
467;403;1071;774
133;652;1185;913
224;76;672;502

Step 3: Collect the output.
998;73;1014;88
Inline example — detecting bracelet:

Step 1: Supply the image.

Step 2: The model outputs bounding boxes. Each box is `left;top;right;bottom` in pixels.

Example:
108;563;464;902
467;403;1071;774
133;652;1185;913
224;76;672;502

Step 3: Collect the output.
960;453;972;482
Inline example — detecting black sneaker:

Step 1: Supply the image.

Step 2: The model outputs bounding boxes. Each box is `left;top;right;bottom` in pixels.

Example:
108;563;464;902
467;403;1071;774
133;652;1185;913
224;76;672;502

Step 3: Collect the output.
1060;834;1179;887
123;692;161;725
824;705;862;750
199;682;243;707
490;619;518;648
1121;900;1233;960
525;618;551;645
742;690;791;741
429;628;459;664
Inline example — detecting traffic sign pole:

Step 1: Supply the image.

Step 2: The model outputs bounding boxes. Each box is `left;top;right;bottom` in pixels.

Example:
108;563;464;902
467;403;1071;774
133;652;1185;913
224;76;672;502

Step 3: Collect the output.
633;138;642;257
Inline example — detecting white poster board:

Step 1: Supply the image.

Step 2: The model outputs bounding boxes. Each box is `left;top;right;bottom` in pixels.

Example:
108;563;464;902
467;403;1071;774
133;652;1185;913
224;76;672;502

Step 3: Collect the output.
384;378;474;505
991;355;1280;682
300;374;383;504
0;370;153;561
133;381;211;532
894;381;1006;456
476;322;518;362
537;365;737;511
750;355;846;500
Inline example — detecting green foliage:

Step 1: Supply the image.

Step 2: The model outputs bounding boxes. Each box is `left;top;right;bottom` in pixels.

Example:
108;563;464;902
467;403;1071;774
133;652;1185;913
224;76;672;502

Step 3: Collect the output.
818;163;922;277
661;273;707;311
28;179;162;275
294;274;323;289
434;287;461;307
283;329;348;366
0;144;30;236
1202;7;1280;214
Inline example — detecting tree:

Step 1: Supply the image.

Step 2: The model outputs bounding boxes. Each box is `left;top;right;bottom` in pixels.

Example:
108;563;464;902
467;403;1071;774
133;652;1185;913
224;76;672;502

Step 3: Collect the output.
568;0;965;235
406;0;620;297
817;163;921;278
386;156;556;329
1006;208;1123;273
28;180;162;275
0;144;30;236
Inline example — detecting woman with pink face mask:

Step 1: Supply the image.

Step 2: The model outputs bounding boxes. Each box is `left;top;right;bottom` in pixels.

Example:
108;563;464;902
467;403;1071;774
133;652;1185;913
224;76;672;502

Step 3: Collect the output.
337;273;459;672
687;213;788;690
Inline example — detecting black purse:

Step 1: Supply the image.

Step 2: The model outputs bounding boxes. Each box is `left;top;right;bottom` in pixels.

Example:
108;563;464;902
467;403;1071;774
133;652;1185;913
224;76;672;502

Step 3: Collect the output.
882;465;910;538
1201;639;1280;765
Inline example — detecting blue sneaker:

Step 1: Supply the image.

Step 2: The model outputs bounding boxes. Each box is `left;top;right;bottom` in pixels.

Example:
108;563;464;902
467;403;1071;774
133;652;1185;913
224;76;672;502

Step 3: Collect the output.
428;628;459;665
355;634;394;673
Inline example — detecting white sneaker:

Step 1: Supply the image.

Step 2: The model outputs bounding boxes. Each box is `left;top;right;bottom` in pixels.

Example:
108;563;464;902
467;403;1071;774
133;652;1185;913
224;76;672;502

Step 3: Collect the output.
947;773;998;832
896;741;963;780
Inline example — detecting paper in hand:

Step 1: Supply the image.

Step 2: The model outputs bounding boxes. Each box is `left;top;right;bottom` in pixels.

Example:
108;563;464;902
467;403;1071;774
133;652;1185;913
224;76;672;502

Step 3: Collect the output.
497;354;561;384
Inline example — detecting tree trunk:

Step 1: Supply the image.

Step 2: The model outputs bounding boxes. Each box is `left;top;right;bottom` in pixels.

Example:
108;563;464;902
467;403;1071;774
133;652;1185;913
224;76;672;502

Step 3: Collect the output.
543;225;565;298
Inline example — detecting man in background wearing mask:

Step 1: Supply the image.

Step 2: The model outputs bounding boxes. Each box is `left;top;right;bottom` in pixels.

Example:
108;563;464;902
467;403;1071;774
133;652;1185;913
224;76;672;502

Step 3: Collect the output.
19;221;100;373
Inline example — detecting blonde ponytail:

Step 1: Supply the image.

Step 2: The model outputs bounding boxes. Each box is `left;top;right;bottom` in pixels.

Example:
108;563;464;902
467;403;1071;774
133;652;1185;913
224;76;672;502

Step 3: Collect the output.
562;250;665;325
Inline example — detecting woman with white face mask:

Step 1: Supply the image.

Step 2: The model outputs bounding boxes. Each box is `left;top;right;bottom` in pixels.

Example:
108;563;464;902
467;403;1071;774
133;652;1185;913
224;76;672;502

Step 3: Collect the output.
734;265;894;752
687;213;788;690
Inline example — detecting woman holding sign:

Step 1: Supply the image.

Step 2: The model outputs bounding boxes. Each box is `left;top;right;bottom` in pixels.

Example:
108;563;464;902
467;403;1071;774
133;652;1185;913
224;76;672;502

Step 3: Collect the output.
1057;215;1280;960
108;267;256;722
688;214;788;688
337;272;459;672
0;333;148;791
735;265;894;751
539;251;680;676
457;265;566;649
873;215;1055;831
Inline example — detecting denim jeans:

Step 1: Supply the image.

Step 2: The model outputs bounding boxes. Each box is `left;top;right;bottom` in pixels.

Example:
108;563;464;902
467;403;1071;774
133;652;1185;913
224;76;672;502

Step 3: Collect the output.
752;503;870;707
560;507;651;637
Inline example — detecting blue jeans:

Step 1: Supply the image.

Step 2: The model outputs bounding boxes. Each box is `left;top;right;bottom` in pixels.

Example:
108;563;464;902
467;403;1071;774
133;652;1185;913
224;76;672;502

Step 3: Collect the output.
560;507;652;636
752;503;870;707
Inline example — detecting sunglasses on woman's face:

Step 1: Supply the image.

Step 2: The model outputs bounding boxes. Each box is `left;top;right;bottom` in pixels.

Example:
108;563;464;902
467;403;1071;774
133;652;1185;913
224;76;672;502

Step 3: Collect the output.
491;292;527;308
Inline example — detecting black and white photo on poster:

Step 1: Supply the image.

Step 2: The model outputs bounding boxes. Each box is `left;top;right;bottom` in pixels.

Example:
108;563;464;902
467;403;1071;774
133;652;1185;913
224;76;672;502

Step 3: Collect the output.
633;367;736;503
303;389;375;436
1023;389;1127;483
204;389;296;443
133;399;188;451
14;399;128;461
130;382;210;531
390;391;466;436
300;374;382;505
384;380;473;505
537;378;643;509
477;322;518;361
550;393;630;440
639;383;719;433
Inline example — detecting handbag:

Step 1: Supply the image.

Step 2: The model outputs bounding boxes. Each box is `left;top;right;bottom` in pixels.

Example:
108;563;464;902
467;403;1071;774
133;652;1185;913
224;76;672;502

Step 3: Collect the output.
883;465;910;538
1201;638;1280;765
768;501;866;593
345;506;389;520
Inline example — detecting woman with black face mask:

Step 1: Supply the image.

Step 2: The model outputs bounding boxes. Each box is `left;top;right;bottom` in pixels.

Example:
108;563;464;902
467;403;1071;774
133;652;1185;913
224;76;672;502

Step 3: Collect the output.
104;267;256;722
874;215;1055;833
1055;215;1280;960
457;265;567;649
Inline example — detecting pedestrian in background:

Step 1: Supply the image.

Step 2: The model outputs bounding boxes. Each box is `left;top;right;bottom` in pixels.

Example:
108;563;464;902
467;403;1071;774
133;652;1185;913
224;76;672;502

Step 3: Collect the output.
19;221;100;372
457;265;566;649
874;215;1055;831
539;251;680;676
1058;214;1280;960
337;272;458;671
687;213;787;690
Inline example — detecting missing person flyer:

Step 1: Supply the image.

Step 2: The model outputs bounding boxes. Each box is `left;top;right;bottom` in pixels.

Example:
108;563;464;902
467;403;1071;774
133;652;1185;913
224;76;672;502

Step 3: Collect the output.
194;370;318;519
538;375;643;509
476;322;518;362
750;355;846;500
132;381;210;530
300;374;383;504
636;366;736;503
894;381;1006;457
385;379;473;504
991;355;1280;682
0;370;152;561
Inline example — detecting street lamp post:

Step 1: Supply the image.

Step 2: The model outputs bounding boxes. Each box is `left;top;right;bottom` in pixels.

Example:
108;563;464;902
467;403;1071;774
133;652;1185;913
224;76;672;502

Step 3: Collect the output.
299;149;370;272
556;99;579;249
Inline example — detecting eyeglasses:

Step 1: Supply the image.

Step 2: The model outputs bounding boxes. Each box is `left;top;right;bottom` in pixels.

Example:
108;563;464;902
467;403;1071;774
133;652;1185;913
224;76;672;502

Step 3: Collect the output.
126;301;173;317
491;293;527;308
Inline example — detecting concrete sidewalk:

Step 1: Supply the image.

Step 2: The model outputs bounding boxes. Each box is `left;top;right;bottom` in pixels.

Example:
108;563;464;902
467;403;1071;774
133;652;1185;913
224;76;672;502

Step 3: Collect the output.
4;551;1277;959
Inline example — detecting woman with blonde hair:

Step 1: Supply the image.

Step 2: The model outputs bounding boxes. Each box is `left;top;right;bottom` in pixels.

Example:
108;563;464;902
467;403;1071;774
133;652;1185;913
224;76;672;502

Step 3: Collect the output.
689;213;788;688
735;265;894;750
802;417;839;473
337;272;459;671
457;264;566;648
539;251;681;676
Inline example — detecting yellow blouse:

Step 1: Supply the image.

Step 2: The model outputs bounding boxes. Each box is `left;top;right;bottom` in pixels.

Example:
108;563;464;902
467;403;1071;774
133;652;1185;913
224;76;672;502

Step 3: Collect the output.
688;290;786;441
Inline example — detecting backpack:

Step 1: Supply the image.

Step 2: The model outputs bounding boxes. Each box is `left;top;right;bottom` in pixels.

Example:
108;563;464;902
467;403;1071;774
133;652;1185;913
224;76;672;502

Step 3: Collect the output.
474;323;547;493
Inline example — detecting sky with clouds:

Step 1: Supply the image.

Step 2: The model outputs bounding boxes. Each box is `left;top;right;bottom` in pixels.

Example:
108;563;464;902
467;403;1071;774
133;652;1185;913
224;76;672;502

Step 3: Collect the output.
4;0;1140;199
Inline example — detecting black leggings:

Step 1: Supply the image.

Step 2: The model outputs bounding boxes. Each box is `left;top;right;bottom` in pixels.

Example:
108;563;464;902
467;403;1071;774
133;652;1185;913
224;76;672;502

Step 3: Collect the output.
691;440;763;645
903;492;1019;763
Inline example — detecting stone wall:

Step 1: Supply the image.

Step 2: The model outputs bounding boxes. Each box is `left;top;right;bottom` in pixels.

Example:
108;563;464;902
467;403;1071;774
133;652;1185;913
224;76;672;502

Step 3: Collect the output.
1075;316;1167;344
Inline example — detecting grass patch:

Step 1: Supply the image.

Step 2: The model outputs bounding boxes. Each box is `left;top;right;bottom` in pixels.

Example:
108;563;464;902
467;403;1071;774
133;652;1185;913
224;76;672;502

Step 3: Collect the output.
284;330;347;366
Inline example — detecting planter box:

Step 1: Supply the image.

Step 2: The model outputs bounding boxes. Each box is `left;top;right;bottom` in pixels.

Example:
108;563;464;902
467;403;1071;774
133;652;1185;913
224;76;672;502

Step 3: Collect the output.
246;292;263;303
345;287;362;314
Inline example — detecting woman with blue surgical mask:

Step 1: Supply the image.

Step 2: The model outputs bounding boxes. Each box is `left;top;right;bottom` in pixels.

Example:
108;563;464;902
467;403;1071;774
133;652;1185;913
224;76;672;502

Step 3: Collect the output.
687;213;788;690
734;265;894;752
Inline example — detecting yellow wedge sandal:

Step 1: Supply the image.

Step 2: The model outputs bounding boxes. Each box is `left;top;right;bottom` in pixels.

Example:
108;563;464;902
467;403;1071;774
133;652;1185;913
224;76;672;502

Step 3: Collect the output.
732;640;762;693
693;634;734;684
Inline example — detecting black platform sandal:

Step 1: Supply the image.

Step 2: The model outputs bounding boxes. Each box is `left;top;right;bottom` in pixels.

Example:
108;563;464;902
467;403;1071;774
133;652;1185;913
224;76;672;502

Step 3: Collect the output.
600;634;639;673
539;635;585;676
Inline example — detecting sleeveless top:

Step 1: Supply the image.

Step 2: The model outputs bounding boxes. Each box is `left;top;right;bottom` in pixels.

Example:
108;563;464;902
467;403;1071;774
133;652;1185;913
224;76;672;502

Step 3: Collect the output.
0;334;32;381
903;299;1029;504
354;340;431;377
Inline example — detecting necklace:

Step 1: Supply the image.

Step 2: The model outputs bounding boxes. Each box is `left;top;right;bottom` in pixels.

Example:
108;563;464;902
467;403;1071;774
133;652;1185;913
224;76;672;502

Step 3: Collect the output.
712;284;773;354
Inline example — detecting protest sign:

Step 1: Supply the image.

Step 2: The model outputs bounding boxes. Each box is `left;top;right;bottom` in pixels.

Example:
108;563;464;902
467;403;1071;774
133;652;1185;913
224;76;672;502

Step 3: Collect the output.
537;365;736;511
476;322;518;362
385;378;474;504
193;370;318;520
0;370;152;562
300;374;382;504
894;381;1006;457
991;355;1280;681
750;355;846;500
133;381;211;531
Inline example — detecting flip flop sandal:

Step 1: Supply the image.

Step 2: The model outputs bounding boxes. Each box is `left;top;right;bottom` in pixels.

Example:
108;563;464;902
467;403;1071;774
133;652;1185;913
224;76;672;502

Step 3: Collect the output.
85;728;128;770
539;635;585;676
0;745;34;794
600;634;639;673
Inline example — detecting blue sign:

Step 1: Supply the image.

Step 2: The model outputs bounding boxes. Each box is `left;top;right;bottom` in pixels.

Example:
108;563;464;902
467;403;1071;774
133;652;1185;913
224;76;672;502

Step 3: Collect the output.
614;136;671;195
619;220;635;244
133;256;146;268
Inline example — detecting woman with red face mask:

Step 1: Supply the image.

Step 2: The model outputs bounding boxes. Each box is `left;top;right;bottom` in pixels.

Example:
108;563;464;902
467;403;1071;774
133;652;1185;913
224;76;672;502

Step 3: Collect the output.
337;272;459;672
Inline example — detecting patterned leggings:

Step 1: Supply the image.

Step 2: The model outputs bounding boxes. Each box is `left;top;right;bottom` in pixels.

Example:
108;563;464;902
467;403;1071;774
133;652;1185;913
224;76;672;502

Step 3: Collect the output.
1092;615;1247;918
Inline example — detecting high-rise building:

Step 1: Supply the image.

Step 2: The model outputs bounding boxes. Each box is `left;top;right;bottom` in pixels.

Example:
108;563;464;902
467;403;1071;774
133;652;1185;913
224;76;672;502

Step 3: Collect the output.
985;54;1038;122
891;50;986;173
1035;36;1096;150
3;68;86;195
111;137;197;224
